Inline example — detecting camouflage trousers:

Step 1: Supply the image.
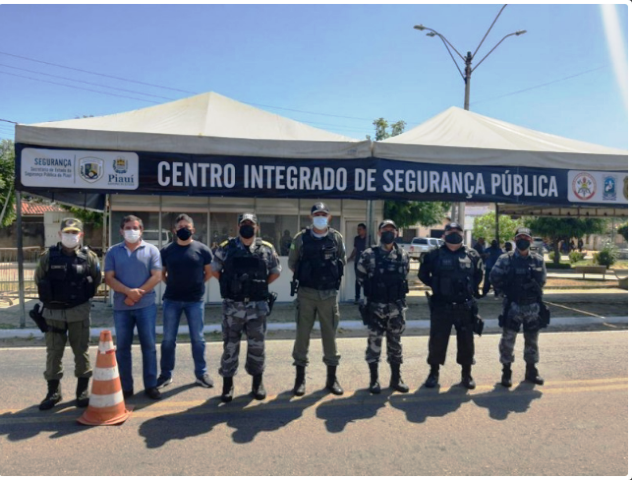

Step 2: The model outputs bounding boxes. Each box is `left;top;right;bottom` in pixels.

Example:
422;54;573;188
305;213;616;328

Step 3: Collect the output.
499;301;540;364
365;303;406;365
219;299;268;378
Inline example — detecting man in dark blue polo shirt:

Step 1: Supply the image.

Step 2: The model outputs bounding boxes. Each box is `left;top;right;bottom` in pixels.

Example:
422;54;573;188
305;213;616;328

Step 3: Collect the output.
157;213;213;389
104;215;163;400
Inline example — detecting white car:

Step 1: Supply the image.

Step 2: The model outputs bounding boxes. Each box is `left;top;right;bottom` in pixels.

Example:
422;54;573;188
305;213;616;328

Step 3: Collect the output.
142;229;172;247
408;237;444;260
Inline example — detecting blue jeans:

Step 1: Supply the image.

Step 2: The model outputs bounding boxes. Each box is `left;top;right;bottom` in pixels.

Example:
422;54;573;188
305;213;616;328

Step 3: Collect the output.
160;300;206;379
113;304;158;392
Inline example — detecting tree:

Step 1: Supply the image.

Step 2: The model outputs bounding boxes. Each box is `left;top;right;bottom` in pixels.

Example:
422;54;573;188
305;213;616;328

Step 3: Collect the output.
369;118;449;228
472;212;521;243
617;222;627;241
0;139;16;227
525;217;607;266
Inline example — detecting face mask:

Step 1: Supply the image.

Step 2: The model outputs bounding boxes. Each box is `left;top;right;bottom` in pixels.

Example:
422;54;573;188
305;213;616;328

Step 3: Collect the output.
445;232;463;245
380;231;396;245
61;233;80;249
239;225;255;239
313;217;328;229
124;230;141;243
176;227;193;241
516;239;531;251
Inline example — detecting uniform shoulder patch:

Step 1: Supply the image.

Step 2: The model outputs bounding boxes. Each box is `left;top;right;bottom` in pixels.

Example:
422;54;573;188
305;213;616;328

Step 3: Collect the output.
293;230;304;240
261;240;274;249
219;240;229;248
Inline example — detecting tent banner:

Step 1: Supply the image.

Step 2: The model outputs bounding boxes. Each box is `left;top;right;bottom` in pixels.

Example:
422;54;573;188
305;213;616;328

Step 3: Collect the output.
15;145;628;207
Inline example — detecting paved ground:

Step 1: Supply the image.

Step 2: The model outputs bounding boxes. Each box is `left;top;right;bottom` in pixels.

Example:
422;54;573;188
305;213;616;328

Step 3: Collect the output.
0;330;628;476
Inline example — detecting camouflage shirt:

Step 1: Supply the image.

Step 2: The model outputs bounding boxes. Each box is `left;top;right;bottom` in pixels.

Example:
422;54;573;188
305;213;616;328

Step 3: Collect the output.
34;244;102;322
211;236;281;314
490;250;546;300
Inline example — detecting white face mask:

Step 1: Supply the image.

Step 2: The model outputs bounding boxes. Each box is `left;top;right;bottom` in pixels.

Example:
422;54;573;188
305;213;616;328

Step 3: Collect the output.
313;217;328;229
124;230;142;243
61;233;80;249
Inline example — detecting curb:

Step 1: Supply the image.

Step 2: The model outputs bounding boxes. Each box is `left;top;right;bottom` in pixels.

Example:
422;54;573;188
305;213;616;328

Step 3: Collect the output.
0;316;627;339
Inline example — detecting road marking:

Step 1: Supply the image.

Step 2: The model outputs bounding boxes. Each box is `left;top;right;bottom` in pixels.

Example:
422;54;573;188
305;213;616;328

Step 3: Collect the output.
0;379;626;425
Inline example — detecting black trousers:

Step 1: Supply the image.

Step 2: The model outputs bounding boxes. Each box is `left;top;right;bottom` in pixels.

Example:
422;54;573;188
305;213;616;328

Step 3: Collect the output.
354;261;361;300
427;304;475;366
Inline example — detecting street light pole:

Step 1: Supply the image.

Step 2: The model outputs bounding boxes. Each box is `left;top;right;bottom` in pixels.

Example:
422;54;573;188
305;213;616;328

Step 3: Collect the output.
414;5;526;230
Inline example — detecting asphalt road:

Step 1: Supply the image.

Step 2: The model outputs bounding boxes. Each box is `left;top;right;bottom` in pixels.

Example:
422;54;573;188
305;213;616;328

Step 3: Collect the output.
0;330;628;476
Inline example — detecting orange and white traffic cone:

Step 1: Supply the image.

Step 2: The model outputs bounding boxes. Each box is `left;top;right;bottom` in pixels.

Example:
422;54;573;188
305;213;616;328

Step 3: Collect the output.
78;330;132;426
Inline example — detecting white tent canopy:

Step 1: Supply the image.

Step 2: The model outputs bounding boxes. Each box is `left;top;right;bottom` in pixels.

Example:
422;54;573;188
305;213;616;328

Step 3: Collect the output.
373;106;628;171
16;92;371;159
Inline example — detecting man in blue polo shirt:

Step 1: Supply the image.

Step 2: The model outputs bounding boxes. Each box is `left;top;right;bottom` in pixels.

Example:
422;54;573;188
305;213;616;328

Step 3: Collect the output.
157;213;214;389
104;215;163;400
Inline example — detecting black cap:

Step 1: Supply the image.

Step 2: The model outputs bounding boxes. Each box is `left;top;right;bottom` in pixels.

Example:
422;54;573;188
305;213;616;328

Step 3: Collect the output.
238;213;258;225
379;219;398;230
311;202;329;214
515;227;532;238
444;222;463;232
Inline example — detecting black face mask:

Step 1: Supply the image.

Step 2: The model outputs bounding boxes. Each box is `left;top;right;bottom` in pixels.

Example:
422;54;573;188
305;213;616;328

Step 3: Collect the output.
176;227;192;241
445;232;463;245
380;231;396;245
516;239;531;251
239;225;255;239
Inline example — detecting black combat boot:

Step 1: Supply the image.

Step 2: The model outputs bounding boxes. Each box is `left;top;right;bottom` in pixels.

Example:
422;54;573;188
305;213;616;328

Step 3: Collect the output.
39;380;62;411
293;366;306;397
326;365;343;395
368;363;381;394
251;374;266;400
76;377;90;408
423;365;440;388
461;365;476;390
389;364;409;393
525;363;544;385
501;364;512;388
221;376;234;403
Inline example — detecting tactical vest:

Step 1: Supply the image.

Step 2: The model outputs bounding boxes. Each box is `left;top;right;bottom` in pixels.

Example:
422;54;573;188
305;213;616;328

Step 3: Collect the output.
219;238;269;301
297;228;342;291
506;254;540;305
431;247;476;303
37;245;93;309
365;245;408;303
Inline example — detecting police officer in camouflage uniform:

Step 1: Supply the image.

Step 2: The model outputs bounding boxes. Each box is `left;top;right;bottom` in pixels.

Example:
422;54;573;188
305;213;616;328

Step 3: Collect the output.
418;222;483;390
289;202;346;396
211;213;281;402
491;227;547;388
33;218;101;410
356;220;410;395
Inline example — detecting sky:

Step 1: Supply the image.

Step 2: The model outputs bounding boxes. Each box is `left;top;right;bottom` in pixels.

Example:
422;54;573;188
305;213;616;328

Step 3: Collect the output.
0;3;628;150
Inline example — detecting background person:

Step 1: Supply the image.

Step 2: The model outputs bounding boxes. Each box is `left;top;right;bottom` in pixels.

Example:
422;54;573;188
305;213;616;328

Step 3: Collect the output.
289;202;346;396
34;218;101;410
104;215;163;400
347;223;368;304
482;239;503;297
157;214;214;390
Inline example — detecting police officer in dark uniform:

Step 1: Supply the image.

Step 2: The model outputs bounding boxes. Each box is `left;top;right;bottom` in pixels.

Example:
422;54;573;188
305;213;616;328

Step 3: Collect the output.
211;213;281;402
356;220;410;394
288;202;346;396
33;218;101;410
491;227;547;387
418;222;483;389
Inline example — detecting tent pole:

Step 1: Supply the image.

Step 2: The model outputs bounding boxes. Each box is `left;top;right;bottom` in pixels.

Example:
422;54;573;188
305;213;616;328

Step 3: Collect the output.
16;190;26;328
495;203;500;243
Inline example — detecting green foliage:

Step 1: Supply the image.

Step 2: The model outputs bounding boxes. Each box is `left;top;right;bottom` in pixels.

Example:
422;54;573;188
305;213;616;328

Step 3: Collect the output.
371;118;447;228
617;222;627;241
61;205;104;228
545;262;572;270
594;241;618;268
569;251;586;264
0;139;16;227
525;217;607;266
472;212;520;243
384;200;451;229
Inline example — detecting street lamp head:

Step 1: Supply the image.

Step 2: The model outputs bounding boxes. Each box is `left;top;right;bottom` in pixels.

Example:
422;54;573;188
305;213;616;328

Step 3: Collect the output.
426;32;437;37
515;30;527;36
413;24;426;31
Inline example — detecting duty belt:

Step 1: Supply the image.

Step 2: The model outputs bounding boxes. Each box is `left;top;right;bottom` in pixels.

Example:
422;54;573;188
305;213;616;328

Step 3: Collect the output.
513;297;539;306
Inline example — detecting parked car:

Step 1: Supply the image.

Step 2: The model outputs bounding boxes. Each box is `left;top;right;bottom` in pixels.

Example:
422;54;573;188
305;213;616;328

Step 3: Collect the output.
531;237;548;255
142;229;172;247
408;237;444;260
